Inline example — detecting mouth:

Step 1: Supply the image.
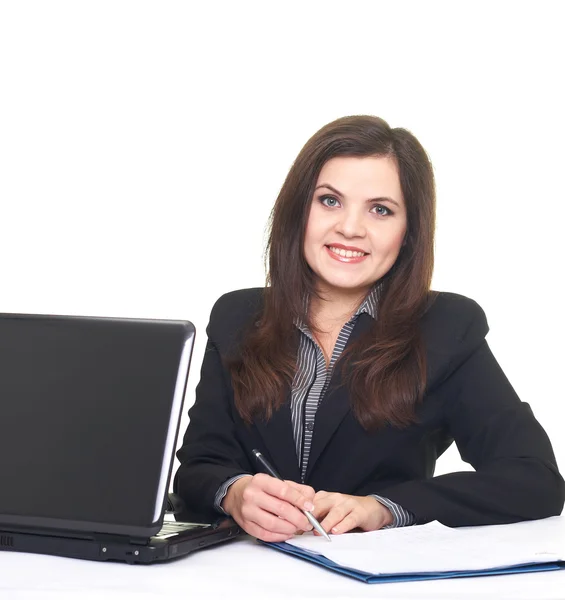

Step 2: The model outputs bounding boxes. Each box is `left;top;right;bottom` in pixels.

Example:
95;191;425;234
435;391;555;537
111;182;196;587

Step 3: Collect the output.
325;245;369;263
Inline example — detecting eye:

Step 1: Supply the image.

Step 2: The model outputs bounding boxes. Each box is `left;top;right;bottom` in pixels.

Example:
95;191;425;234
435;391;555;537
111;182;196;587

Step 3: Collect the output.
371;204;393;216
319;195;341;208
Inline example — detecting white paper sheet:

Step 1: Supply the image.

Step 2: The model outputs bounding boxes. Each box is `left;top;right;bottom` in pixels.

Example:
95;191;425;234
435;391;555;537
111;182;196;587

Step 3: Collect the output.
285;516;565;575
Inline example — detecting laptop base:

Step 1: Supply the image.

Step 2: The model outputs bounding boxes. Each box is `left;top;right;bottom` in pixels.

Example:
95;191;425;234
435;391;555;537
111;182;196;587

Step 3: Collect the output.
0;519;240;564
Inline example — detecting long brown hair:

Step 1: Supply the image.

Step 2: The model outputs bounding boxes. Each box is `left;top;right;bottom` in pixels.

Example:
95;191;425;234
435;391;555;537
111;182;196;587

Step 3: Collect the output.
229;115;436;430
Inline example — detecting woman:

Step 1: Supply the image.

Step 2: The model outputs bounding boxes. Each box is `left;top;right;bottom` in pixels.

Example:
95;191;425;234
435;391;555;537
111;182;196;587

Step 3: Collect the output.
174;115;564;542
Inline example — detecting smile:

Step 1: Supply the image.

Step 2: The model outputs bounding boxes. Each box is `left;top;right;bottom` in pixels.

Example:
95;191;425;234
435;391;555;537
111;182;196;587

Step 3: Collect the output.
326;245;369;263
328;246;366;258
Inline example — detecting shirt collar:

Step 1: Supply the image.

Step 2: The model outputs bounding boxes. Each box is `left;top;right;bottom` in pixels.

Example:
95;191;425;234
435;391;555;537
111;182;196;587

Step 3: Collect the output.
354;282;380;320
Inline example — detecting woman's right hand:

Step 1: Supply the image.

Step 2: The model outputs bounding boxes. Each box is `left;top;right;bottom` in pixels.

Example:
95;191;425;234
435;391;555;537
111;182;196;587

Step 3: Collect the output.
222;473;316;542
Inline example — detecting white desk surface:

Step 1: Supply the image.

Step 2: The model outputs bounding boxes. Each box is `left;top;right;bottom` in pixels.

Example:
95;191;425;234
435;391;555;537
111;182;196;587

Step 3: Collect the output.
1;533;564;600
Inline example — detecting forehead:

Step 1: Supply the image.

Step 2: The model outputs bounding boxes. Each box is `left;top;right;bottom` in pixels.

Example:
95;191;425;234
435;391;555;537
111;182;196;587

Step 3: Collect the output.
316;156;403;202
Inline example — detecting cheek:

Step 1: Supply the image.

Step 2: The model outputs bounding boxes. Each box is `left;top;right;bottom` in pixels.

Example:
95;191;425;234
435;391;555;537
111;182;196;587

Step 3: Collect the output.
391;229;407;251
370;228;406;255
304;207;326;245
303;216;317;263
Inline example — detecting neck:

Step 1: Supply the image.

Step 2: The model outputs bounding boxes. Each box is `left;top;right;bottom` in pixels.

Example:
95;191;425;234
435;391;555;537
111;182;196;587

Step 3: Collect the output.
309;286;370;330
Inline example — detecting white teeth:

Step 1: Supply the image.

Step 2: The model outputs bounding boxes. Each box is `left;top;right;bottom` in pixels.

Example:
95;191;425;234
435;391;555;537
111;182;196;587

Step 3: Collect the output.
328;246;365;258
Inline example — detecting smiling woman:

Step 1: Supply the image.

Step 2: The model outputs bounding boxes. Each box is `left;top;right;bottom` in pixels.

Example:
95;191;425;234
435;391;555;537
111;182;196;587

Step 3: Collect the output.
174;115;564;543
305;156;407;310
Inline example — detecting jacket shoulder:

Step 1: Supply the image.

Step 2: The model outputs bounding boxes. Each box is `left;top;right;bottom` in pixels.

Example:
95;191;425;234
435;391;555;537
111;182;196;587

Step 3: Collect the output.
211;287;265;317
424;291;488;340
207;287;266;347
422;291;490;389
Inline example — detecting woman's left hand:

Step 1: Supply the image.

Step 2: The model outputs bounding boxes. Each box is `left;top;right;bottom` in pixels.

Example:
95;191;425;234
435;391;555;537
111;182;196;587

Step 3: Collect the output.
311;491;394;535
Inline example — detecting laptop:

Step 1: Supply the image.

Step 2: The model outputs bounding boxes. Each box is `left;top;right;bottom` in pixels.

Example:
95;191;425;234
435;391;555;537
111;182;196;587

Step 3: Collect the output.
0;312;240;563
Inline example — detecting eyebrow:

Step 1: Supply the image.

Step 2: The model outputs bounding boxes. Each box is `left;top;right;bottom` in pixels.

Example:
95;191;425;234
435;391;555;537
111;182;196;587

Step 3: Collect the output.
314;183;401;208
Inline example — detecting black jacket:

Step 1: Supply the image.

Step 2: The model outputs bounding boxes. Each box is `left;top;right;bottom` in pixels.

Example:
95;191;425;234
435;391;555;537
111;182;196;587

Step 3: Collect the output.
174;288;564;526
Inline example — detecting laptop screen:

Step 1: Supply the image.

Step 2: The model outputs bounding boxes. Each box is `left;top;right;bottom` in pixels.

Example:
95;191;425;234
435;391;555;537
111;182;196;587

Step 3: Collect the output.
0;314;194;536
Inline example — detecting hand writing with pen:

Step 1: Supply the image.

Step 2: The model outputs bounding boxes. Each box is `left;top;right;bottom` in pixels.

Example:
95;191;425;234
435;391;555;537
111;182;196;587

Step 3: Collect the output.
222;472;393;543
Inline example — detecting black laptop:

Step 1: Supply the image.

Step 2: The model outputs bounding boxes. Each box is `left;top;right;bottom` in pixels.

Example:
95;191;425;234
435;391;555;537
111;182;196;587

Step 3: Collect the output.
0;312;239;563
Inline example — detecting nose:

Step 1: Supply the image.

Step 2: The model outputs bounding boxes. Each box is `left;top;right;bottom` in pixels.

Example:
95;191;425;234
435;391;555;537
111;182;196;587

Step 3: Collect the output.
335;206;366;238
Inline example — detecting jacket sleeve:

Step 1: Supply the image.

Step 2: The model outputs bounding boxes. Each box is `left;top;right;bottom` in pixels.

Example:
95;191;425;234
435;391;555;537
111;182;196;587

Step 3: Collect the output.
379;307;565;527
173;301;253;519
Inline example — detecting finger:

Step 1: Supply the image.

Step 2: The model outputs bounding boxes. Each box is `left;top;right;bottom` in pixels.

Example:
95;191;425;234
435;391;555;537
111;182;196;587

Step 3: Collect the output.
310;493;341;520
242;479;312;532
243;517;297;543
241;503;300;536
319;502;355;534
241;482;303;534
254;491;313;532
255;474;315;511
284;480;316;501
328;511;362;535
313;489;330;502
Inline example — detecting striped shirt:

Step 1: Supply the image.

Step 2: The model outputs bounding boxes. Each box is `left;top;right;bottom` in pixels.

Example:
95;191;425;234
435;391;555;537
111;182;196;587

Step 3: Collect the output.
214;285;415;528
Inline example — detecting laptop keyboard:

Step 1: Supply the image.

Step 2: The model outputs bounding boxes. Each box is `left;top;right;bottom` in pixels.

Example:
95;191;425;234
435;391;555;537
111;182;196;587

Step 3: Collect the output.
154;521;211;539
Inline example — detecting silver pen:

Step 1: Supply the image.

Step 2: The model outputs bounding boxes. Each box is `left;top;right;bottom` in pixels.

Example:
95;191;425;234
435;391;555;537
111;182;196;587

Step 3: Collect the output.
252;448;331;542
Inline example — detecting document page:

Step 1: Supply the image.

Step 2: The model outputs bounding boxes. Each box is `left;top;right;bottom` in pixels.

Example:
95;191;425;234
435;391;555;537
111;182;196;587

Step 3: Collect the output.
285;516;565;575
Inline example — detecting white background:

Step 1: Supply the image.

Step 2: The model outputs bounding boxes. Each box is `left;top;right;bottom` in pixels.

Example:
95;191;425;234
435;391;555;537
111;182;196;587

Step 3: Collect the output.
1;1;563;491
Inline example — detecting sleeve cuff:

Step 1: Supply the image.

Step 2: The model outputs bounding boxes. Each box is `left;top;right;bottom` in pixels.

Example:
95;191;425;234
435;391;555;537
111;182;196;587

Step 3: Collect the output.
214;474;252;515
370;494;415;528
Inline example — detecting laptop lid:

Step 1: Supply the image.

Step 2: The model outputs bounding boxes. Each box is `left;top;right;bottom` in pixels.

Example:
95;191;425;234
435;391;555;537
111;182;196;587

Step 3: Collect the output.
0;312;194;540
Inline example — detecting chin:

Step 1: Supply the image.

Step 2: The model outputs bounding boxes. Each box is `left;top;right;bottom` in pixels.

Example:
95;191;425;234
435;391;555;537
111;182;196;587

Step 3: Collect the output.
321;278;372;292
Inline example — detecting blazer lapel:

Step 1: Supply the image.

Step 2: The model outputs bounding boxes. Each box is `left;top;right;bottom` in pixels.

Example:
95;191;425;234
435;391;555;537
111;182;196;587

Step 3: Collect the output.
254;388;302;483
304;375;349;481
305;313;373;480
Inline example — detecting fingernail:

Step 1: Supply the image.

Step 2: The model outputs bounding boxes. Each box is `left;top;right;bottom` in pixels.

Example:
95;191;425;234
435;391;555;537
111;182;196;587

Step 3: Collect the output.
304;502;314;511
332;527;339;533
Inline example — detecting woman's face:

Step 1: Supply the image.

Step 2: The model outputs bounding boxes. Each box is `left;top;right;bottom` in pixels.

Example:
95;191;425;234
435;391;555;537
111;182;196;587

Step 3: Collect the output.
304;156;407;300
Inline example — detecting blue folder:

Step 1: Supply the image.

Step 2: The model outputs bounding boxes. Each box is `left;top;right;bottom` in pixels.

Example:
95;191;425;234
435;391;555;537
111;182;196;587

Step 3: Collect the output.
265;541;565;584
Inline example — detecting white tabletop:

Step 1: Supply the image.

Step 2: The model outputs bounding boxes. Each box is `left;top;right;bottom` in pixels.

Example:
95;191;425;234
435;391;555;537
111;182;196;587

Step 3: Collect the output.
1;534;564;600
